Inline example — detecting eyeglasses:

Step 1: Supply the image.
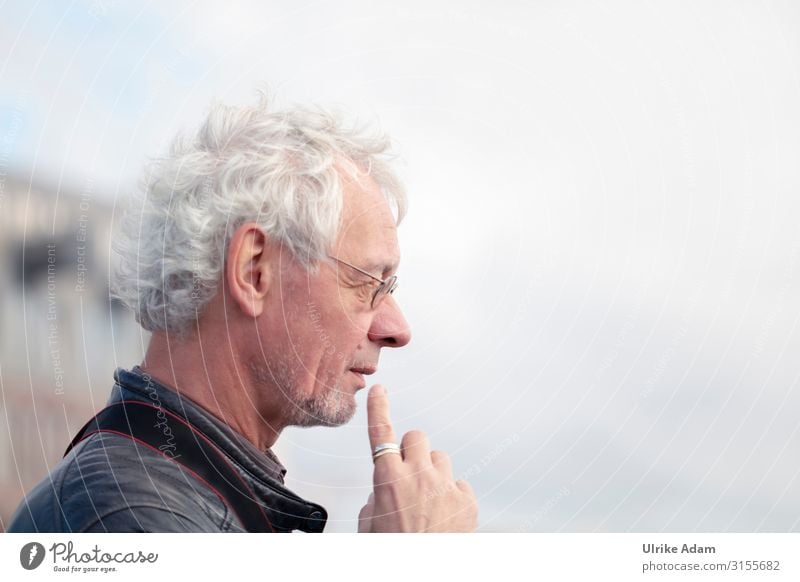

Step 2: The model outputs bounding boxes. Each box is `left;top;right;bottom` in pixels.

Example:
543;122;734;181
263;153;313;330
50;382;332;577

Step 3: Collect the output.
327;256;398;309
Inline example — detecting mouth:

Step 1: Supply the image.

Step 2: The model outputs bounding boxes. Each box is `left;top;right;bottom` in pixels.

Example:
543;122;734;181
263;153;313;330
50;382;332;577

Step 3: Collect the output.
349;365;376;390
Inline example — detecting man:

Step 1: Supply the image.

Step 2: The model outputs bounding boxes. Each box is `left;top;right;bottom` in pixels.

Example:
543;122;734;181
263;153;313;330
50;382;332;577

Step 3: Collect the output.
8;97;478;532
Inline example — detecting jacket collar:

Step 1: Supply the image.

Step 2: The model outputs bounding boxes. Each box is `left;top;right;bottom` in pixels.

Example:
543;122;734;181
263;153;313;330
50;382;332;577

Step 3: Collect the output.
110;367;327;532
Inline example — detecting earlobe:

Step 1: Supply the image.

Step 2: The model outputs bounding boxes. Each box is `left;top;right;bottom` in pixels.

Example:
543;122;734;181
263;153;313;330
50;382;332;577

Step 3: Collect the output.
226;223;271;318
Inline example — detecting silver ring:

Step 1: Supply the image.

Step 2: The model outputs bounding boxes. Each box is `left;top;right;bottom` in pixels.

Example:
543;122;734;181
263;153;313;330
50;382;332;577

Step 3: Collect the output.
372;442;401;462
373;449;402;462
373;443;401;455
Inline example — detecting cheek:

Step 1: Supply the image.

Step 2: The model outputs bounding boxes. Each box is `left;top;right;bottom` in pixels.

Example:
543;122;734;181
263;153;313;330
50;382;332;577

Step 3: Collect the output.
319;323;362;359
301;308;348;359
300;288;372;357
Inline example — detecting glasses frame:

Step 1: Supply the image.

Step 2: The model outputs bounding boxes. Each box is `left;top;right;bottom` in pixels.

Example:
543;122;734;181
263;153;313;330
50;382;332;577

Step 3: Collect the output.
327;255;398;309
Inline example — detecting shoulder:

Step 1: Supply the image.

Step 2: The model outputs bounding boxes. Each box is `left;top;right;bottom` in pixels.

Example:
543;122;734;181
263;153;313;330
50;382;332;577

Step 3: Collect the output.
9;432;240;533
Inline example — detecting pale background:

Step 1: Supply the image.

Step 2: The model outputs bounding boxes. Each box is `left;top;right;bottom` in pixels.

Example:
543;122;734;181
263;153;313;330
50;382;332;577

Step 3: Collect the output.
0;0;798;532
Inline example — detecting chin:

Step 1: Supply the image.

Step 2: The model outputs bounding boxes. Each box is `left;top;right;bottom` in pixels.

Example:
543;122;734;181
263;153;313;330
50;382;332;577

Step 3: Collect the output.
314;412;355;428
291;392;357;428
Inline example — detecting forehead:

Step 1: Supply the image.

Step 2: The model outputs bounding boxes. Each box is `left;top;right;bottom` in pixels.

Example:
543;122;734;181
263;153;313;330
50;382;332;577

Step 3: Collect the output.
334;173;400;274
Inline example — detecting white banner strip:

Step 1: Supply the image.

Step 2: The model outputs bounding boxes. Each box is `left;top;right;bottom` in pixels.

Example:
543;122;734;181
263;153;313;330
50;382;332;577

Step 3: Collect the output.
1;533;797;581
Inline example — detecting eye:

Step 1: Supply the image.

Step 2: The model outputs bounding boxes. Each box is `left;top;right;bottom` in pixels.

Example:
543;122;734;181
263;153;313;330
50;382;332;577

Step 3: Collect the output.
356;281;378;302
360;281;375;293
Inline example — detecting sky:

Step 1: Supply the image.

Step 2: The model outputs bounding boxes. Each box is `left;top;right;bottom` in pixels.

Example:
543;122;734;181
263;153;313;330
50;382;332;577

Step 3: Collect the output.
1;0;799;532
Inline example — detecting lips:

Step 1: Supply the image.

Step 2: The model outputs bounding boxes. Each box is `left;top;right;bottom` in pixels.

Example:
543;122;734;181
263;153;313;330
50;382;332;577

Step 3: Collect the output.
349;365;376;390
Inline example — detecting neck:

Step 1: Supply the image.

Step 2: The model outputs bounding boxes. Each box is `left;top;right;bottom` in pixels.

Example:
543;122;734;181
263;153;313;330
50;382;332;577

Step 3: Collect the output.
140;329;285;451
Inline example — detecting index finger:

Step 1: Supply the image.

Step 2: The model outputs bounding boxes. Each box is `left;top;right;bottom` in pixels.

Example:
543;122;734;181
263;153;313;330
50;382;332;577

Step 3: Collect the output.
367;385;399;453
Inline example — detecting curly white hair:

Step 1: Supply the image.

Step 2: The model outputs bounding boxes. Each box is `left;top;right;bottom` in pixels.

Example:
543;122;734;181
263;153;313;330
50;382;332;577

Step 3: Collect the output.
111;95;406;333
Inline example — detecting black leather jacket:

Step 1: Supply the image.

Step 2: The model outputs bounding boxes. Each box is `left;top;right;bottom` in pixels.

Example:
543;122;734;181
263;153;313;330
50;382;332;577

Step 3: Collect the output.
8;368;327;532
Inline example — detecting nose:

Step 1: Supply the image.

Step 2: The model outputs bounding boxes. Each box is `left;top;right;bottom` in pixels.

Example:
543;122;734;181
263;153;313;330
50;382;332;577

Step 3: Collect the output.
367;296;412;348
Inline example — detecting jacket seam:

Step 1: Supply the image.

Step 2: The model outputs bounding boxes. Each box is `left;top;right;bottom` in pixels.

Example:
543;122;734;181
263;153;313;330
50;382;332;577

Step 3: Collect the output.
67;432;230;532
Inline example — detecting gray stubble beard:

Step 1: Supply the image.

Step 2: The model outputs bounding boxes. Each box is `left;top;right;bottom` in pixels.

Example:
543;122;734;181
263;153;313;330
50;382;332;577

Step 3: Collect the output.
250;359;356;428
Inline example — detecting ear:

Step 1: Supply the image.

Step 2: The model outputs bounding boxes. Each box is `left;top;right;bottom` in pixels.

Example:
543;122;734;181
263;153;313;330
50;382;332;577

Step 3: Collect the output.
225;223;273;318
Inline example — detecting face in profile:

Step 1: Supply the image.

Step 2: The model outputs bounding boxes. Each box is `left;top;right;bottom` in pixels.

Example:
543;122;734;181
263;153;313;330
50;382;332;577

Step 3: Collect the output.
252;174;411;428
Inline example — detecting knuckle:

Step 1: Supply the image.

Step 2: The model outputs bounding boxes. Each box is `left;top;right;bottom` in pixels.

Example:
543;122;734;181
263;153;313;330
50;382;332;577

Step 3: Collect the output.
430;450;450;463
402;429;428;445
455;479;475;495
369;421;392;437
418;467;441;488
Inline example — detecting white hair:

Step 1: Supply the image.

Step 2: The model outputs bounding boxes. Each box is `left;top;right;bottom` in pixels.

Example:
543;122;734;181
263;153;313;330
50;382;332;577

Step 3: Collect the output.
112;96;406;333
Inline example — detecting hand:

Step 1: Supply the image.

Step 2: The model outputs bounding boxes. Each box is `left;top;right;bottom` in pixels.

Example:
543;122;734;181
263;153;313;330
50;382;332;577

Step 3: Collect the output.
357;384;478;532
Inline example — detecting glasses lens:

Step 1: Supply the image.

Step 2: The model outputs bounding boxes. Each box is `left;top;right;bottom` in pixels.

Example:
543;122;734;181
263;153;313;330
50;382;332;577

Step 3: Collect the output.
372;276;398;308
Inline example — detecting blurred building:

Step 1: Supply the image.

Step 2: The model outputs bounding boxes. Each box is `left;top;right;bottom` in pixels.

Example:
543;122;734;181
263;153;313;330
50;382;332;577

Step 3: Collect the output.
0;174;143;530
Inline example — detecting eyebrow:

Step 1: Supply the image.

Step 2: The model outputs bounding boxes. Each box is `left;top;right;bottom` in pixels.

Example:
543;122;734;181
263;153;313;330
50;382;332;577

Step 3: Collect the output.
334;252;399;278
372;260;399;277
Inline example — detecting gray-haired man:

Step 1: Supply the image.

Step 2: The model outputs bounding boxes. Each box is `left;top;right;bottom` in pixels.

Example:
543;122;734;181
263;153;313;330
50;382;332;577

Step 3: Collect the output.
9;98;478;533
